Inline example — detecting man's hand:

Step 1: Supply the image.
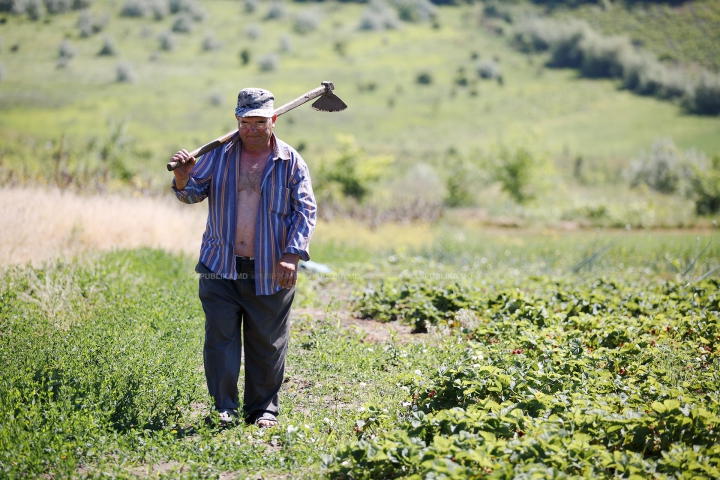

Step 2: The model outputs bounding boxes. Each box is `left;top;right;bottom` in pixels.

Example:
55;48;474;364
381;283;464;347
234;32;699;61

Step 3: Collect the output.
171;149;196;190
276;253;300;289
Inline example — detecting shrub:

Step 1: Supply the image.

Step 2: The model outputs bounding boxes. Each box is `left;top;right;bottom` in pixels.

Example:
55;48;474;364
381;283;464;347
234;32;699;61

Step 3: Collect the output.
691;155;720;215
482;0;512;23
58;38;76;60
578;32;631;79
243;0;258;13
512;18;553;53
169;0;203;21
149;0;168;20
621;52;665;96
294;9;320;34
476;59;500;79
239;48;251;65
171;12;193;33
392;0;435;22
245;23;261;40
201;31;221;51
264;0;286;20
485;142;551;204
316;134;393;202
157;30;175;51
120;0;146;17
416;71;432;84
44;0;71;14
76;10;107;37
120;0;168;19
359;0;400;31
547;20;589;68
686;72;720;116
257;53;279;72
208;91;223;106
625;138;700;195
97;36;117;56
279;34;292;52
116;61;137;83
15;0;45;20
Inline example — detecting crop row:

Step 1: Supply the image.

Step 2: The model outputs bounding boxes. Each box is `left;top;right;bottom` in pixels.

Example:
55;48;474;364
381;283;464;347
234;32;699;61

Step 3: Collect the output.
332;277;720;478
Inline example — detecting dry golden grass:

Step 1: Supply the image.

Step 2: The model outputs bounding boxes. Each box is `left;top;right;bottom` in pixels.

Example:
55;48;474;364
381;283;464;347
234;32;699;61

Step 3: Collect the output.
0;187;440;267
0;187;208;266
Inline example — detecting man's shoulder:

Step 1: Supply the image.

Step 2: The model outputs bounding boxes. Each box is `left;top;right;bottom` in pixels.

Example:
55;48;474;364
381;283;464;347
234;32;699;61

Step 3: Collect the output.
274;136;307;166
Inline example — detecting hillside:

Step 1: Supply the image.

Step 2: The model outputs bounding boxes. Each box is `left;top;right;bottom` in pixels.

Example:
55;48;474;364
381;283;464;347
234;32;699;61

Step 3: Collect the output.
0;0;719;228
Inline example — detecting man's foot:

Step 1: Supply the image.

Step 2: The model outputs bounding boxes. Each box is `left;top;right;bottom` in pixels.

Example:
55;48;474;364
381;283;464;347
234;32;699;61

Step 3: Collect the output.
205;409;237;426
255;412;278;428
218;410;237;425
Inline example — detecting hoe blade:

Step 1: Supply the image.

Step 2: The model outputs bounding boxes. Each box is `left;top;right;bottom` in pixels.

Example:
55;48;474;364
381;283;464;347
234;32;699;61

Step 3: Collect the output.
311;92;347;112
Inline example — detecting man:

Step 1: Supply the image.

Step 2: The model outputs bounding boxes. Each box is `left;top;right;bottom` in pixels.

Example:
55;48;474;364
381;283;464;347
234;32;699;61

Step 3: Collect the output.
170;88;316;427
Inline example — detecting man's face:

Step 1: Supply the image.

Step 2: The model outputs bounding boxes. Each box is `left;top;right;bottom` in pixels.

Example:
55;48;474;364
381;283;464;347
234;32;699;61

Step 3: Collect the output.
236;115;276;149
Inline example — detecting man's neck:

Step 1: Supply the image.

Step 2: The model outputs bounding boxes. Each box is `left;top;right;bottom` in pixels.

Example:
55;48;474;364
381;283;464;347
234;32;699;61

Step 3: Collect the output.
241;135;274;157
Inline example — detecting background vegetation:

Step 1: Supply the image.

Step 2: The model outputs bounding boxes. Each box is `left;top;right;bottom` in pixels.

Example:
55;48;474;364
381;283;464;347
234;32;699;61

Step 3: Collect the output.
0;0;719;226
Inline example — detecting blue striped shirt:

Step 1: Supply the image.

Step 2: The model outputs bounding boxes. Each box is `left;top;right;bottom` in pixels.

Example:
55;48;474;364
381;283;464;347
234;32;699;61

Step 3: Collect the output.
172;133;316;295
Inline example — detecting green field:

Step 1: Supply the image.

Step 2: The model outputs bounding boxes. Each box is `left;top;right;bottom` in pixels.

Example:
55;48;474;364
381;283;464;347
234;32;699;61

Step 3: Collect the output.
2;229;720;477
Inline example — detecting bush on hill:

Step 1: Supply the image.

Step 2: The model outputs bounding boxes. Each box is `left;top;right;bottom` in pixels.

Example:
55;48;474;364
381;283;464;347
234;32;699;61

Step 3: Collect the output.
265;0;286;20
625;138;703;196
169;0;203;21
392;0;435;22
293;9;320;34
171;11;193;33
97;36;117;56
512;17;720;115
359;0;401;31
120;0;168;19
76;10;108;37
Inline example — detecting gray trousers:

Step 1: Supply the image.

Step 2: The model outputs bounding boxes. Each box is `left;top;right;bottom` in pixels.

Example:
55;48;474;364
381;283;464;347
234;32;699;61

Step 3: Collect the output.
196;258;294;421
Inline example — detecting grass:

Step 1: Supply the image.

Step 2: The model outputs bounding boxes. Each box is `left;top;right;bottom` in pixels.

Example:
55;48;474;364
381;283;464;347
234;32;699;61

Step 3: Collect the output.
0;0;719;190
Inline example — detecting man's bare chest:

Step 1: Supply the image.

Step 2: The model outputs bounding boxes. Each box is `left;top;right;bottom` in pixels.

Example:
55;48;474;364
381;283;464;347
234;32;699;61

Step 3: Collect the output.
237;155;266;194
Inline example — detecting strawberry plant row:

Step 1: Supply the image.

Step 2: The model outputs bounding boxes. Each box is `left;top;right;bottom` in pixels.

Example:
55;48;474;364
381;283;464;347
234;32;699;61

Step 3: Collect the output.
332;276;720;478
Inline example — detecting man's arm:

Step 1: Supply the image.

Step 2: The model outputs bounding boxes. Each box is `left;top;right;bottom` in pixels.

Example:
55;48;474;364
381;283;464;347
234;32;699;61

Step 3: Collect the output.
170;149;213;204
284;161;317;261
275;160;317;289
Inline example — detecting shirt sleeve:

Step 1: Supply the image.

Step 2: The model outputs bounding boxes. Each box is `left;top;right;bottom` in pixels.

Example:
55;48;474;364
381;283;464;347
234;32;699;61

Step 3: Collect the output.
171;150;215;204
284;160;317;261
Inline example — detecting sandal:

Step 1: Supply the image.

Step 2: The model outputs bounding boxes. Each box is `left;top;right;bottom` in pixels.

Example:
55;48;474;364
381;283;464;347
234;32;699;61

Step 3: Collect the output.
255;412;278;428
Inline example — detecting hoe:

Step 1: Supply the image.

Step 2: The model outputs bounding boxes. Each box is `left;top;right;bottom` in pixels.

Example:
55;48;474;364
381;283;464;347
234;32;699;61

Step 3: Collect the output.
166;81;347;171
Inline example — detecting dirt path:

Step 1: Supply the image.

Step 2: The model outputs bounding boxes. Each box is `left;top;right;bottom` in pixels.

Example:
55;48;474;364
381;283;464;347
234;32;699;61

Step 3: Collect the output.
292;307;420;344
